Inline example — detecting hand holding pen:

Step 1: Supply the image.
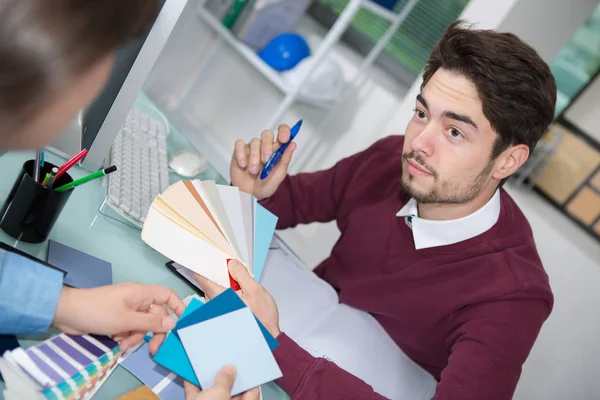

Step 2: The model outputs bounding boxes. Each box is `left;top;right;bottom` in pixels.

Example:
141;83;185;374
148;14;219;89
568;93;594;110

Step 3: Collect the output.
230;121;300;201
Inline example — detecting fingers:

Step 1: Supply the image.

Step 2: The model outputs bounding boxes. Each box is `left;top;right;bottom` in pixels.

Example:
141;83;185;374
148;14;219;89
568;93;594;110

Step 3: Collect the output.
271;142;296;183
277;124;291;145
184;380;201;399
113;332;129;342
213;365;237;392
125;310;175;335
148;332;166;355
249;138;261;175
241;387;261;400
119;332;144;351
145;304;169;353
260;130;275;164
234;140;247;169
280;142;296;169
139;285;186;318
194;273;226;300
228;261;258;293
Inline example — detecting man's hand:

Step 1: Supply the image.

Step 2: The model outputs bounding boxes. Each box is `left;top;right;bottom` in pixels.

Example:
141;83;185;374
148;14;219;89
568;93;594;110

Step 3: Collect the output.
231;124;296;200
184;366;259;400
52;283;186;353
194;261;281;338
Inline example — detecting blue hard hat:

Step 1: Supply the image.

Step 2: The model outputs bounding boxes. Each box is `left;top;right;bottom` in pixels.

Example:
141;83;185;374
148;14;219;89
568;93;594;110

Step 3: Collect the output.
258;33;311;72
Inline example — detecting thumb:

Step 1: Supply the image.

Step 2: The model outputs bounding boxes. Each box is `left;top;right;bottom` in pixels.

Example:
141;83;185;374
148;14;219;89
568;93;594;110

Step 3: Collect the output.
228;260;258;291
280;141;296;168
124;310;175;334
213;365;236;392
270;142;295;184
194;273;226;300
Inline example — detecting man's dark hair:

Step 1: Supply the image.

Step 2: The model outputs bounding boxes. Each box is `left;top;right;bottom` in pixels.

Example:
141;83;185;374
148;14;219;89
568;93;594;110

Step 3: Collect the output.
422;20;557;159
0;0;159;130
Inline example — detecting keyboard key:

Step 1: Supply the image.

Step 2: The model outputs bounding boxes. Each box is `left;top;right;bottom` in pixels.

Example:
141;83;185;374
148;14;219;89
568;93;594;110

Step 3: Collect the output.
105;106;171;228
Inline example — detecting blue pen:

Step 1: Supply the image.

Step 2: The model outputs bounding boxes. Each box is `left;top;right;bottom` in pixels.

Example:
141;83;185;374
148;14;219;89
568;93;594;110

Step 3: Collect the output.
260;119;302;180
40;150;45;168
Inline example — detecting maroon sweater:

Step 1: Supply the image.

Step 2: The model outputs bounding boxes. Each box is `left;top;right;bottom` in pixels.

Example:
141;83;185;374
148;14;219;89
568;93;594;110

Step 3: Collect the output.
262;136;553;400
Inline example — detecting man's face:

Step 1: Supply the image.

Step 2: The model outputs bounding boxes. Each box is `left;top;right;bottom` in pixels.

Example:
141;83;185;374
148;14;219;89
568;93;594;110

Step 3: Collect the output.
401;69;499;204
1;55;114;149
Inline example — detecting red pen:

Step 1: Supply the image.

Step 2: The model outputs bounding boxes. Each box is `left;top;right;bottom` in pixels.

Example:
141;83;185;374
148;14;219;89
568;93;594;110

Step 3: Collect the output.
56;149;88;180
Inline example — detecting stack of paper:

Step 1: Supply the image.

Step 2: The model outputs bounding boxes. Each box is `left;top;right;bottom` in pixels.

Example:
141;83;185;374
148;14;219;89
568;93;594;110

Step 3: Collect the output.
122;290;282;398
142;180;278;288
0;334;120;400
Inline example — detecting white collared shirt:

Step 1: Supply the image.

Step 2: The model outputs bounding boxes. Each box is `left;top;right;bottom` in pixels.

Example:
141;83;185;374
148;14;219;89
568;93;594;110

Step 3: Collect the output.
396;190;501;250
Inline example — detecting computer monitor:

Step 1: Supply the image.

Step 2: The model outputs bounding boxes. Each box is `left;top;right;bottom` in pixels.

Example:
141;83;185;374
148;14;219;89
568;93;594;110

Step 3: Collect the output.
47;0;192;171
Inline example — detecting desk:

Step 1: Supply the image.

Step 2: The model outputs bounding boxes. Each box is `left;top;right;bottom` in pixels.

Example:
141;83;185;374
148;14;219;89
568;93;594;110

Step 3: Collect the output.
0;145;288;399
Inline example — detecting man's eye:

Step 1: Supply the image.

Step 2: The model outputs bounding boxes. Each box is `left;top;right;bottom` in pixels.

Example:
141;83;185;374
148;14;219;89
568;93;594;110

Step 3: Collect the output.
448;128;464;139
414;109;426;119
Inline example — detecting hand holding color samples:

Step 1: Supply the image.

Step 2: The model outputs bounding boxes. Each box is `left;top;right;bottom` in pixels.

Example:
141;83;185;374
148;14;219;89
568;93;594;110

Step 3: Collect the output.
231;124;297;200
52;283;186;351
195;260;281;338
184;365;260;400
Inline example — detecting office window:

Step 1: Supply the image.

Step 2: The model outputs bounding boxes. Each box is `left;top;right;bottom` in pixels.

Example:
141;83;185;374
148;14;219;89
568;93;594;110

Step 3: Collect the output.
309;0;470;86
551;3;600;116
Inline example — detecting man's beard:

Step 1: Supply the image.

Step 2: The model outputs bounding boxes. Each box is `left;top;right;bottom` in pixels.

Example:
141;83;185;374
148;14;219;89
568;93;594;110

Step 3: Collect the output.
400;151;494;205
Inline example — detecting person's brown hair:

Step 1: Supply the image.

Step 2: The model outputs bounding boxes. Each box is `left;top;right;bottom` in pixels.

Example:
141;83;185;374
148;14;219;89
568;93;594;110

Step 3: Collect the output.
0;0;159;130
422;20;557;159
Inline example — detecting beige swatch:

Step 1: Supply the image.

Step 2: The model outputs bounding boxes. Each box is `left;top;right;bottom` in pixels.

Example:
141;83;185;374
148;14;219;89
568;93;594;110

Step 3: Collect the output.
160;181;236;257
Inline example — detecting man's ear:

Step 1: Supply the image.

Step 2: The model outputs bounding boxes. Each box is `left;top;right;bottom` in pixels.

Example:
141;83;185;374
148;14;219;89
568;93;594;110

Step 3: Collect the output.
492;144;529;181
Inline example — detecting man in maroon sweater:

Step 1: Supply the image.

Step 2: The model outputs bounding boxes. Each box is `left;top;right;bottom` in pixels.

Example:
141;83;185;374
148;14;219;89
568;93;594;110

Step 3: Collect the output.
196;21;556;400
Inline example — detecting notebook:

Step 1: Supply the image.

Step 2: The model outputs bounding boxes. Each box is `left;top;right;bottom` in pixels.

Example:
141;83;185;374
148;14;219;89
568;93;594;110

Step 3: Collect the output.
0;334;120;400
141;180;277;289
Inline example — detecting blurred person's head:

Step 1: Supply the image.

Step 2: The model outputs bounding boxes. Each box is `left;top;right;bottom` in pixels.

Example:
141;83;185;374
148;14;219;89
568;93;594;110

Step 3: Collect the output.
0;0;159;149
401;21;556;212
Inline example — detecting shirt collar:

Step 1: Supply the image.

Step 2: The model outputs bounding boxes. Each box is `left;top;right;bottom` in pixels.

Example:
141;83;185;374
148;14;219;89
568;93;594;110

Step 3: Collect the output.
396;190;501;250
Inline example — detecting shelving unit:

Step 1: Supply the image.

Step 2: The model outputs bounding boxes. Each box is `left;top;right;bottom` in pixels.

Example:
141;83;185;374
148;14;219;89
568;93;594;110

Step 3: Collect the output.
178;0;419;175
196;8;337;109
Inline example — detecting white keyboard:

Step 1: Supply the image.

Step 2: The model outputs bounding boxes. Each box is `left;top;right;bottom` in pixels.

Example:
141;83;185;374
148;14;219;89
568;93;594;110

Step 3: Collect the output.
106;107;170;227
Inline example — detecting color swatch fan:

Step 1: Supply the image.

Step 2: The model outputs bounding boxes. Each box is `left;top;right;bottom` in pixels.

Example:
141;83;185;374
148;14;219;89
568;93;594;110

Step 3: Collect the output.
141;180;278;287
0;334;120;400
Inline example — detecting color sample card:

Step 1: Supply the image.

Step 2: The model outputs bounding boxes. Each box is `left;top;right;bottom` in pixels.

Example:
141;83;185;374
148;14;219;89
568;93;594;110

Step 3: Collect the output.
179;307;282;395
0;334;120;400
253;202;278;282
120;343;185;400
153;290;278;388
152;298;206;386
47;240;113;289
141;180;277;288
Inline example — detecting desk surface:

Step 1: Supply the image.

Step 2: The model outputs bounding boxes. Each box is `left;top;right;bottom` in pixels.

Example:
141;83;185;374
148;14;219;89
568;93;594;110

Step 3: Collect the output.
0;147;287;398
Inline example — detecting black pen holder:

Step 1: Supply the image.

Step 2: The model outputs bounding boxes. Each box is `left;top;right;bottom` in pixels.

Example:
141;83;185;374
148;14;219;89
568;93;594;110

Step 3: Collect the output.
0;160;74;243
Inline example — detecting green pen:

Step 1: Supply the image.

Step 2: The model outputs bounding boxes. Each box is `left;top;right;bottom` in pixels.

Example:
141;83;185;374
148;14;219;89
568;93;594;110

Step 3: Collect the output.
54;165;117;192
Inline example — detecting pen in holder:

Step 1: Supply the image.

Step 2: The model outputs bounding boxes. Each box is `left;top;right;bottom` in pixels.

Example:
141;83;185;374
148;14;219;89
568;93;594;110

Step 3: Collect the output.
0;160;74;243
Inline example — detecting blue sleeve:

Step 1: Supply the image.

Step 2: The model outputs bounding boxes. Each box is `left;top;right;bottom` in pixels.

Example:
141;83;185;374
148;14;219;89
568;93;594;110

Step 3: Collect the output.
0;249;64;335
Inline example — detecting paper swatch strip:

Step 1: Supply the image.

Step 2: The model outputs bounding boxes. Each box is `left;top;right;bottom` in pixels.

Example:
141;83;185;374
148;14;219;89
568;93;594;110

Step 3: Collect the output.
142;180;278;288
0;334;120;400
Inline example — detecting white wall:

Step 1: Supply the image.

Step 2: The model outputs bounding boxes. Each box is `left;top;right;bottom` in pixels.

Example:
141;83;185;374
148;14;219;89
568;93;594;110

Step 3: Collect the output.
565;75;600;143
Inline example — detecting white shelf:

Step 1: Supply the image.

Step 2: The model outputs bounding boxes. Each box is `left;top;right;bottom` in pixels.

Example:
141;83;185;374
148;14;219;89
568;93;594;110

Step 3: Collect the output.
196;8;337;110
362;1;400;22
